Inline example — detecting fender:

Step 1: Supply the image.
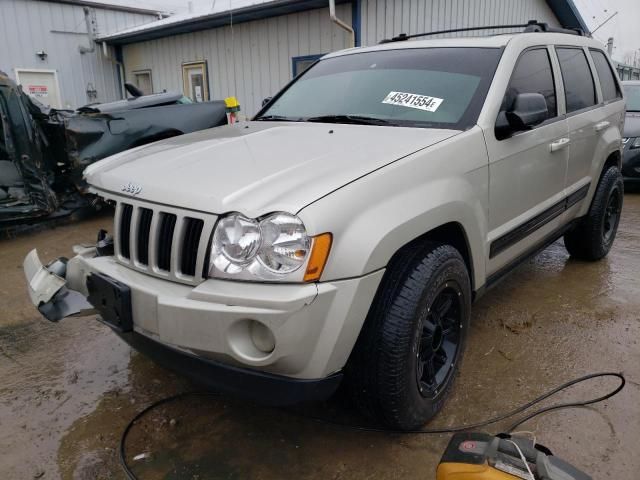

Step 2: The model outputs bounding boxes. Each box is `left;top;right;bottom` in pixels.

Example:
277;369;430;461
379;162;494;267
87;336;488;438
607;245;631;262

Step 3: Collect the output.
299;127;490;291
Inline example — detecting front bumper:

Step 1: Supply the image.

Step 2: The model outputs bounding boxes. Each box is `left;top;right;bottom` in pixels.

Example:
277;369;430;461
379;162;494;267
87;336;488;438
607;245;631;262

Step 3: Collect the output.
24;247;384;402
118;330;343;405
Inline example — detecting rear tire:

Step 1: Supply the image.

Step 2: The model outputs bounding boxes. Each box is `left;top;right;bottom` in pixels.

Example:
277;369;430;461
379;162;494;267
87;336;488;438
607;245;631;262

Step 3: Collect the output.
564;166;623;261
346;243;471;430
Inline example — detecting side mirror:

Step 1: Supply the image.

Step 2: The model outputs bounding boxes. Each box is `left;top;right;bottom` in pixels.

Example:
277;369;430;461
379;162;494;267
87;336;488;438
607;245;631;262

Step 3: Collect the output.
262;97;273;107
495;93;548;139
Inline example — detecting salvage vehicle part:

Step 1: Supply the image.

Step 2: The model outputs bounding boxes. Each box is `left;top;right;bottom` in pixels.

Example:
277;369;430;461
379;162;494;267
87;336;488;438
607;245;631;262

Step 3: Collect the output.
0;72;227;226
24;24;625;430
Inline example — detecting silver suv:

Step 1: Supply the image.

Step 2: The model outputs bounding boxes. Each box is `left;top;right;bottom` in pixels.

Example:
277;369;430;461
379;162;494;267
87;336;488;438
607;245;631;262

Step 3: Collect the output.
24;27;625;429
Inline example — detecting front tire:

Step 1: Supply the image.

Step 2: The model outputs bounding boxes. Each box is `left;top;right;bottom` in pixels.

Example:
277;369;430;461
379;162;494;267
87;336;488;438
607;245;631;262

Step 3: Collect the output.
346;243;471;430
564;166;623;261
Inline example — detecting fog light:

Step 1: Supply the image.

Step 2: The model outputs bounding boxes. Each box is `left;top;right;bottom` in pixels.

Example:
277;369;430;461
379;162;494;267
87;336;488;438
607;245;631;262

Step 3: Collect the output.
250;321;276;353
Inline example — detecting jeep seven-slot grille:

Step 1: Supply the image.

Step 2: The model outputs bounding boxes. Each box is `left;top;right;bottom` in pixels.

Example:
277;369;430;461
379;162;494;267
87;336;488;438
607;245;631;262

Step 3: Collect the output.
119;204;133;259
137;208;153;265
113;201;214;284
157;213;177;271
181;218;204;276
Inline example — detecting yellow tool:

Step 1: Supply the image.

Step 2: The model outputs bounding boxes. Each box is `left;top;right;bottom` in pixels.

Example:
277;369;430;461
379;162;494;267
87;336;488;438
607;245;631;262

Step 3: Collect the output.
437;433;591;480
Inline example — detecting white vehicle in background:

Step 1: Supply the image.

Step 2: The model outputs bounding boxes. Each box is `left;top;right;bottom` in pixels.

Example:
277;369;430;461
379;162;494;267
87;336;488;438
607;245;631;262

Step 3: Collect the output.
24;22;625;429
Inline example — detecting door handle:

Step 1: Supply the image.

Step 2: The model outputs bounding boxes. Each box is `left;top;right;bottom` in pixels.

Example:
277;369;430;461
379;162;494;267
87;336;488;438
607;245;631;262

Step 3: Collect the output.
595;121;610;132
550;138;570;152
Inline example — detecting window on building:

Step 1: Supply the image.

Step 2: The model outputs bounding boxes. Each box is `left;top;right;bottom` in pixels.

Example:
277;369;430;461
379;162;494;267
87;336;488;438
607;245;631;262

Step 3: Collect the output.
292;55;324;77
556;47;597;113
182;61;209;103
132;70;153;95
589;49;622;102
500;48;557;120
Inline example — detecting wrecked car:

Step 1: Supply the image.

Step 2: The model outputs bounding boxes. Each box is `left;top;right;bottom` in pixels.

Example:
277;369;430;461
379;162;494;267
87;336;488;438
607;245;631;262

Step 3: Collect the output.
0;73;227;225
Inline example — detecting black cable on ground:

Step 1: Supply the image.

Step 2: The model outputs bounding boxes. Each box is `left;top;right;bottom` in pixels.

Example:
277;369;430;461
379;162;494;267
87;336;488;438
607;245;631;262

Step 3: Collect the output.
119;371;625;480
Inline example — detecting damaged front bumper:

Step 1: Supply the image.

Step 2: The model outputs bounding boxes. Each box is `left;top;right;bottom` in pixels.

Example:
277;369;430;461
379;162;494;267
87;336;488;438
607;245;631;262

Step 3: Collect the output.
23;248;95;321
21;238;385;404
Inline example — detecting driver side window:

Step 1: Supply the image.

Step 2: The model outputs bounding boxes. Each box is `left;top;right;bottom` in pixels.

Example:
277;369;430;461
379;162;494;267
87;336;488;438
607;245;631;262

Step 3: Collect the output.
499;48;558;122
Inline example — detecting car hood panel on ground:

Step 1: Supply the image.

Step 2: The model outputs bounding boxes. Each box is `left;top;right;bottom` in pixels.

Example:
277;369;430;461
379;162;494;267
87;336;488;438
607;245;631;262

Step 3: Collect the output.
85;121;459;217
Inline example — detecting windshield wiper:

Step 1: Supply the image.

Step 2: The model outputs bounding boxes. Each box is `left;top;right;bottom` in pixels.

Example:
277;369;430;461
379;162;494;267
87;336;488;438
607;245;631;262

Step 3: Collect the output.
254;115;302;122
305;114;394;126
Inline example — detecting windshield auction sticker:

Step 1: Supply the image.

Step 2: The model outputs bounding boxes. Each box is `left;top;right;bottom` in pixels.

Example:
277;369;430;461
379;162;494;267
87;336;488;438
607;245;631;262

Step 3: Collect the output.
382;91;443;112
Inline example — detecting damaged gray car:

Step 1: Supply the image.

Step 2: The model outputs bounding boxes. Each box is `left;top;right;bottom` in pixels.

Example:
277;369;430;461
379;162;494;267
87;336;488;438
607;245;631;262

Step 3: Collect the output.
0;73;227;225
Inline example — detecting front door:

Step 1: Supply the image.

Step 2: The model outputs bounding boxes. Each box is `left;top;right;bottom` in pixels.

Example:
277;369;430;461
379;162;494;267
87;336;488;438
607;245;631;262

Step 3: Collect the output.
182;62;209;103
484;47;569;275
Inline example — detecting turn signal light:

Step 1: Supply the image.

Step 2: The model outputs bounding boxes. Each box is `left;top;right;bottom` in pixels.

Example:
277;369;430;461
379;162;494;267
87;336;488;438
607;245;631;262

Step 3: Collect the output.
304;233;332;282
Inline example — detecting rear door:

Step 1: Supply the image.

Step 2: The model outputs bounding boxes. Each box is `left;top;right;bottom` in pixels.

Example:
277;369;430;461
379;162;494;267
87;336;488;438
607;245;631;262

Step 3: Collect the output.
554;47;622;210
485;47;569;275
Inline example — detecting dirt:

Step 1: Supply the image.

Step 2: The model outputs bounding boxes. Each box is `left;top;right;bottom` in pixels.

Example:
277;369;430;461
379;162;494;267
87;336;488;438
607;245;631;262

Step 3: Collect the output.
1;196;639;480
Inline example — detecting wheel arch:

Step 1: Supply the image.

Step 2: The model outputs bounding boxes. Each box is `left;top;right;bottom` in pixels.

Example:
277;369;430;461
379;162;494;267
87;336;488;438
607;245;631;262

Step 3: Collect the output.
385;222;476;293
602;149;622;175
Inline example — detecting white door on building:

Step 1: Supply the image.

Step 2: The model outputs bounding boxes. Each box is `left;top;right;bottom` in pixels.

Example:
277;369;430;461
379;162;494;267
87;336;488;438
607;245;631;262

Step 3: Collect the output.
182;62;209;103
133;70;153;95
15;69;62;108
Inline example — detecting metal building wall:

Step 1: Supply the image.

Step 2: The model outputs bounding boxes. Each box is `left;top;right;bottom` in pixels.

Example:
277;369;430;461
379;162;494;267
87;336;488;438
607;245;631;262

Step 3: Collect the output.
122;4;353;117
0;0;156;108
360;0;561;44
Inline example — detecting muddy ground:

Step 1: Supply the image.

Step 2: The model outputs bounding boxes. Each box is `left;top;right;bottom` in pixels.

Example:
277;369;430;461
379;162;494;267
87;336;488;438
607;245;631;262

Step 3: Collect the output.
1;194;639;480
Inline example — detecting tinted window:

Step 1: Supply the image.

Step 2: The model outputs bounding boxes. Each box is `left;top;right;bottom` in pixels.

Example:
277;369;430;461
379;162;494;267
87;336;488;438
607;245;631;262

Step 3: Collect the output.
501;48;557;119
590;49;621;102
556;47;597;113
258;48;503;130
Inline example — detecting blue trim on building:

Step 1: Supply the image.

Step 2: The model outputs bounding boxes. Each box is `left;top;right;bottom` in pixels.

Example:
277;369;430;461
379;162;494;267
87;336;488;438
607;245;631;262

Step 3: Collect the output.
351;0;361;47
291;54;325;77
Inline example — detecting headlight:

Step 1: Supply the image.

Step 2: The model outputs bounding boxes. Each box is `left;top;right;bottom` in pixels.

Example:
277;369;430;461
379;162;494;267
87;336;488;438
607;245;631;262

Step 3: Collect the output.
209;212;327;282
258;212;310;274
212;214;261;270
631;137;640;149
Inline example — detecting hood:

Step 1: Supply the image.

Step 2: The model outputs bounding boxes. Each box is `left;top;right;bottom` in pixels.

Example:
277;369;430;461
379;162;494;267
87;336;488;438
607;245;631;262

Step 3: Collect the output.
85;121;459;217
624;112;640;138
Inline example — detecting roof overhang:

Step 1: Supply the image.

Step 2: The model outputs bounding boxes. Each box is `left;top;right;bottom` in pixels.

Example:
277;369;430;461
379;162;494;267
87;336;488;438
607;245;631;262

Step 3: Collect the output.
99;0;590;46
545;0;590;34
44;0;166;17
98;0;353;45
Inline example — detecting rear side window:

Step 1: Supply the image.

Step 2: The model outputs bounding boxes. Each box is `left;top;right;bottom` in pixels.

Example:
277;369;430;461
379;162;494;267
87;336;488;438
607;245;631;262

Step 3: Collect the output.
556;47;597;113
590;49;621;102
501;48;557;119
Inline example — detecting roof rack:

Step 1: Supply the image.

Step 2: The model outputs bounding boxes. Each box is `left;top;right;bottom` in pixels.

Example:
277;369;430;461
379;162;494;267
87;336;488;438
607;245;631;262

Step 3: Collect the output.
379;20;585;43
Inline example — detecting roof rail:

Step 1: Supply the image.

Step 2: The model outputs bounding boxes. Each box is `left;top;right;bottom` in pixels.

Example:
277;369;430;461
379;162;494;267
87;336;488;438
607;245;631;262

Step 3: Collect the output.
379;20;585;43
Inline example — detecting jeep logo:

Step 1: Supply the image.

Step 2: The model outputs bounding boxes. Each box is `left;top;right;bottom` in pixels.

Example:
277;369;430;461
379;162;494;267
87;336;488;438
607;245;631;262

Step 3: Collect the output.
121;182;142;195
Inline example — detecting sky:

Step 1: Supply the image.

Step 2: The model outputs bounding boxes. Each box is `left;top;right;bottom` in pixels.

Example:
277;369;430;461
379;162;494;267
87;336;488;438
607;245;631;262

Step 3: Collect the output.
107;0;640;65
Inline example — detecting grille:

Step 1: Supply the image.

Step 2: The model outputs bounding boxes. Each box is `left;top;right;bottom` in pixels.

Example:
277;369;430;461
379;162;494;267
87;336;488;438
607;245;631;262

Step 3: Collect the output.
113;201;215;284
157;213;177;271
119;204;133;259
137;208;153;265
181;218;204;276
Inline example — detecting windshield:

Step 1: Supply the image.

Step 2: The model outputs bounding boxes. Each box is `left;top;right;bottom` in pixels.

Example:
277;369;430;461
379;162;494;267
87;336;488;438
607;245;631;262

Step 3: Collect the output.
624;84;640;111
256;47;503;129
